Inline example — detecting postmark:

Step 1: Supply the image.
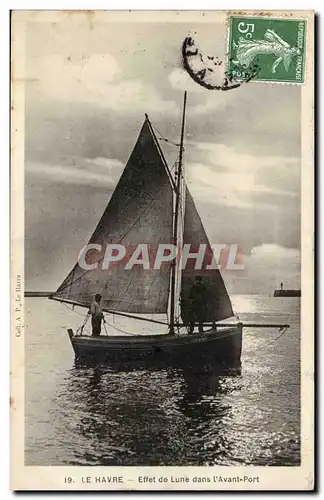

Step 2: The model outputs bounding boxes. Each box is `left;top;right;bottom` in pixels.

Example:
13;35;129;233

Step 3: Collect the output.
182;35;260;91
227;16;306;84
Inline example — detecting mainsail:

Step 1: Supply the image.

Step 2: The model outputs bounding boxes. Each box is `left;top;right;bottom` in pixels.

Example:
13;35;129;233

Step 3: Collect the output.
180;187;234;322
52;119;174;314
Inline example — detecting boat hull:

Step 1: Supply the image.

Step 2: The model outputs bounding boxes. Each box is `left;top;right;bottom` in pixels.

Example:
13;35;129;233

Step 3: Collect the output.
68;324;243;371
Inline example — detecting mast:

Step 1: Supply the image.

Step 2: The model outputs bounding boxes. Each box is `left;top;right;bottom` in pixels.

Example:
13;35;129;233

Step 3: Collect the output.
145;114;177;192
169;91;187;334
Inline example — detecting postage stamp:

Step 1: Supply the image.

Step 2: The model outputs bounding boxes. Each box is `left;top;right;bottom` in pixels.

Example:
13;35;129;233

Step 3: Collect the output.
227;16;307;83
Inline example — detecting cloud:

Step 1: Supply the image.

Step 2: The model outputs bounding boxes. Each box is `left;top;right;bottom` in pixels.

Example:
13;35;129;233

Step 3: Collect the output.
250;243;300;259
192;142;299;172
169;68;235;117
26;156;124;187
185;142;300;210
246;243;301;289
24;19;301;292
27;52;177;114
169;68;207;94
187;162;254;209
224;243;301;294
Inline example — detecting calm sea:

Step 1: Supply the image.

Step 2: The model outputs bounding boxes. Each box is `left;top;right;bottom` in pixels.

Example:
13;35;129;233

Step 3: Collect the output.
25;295;300;466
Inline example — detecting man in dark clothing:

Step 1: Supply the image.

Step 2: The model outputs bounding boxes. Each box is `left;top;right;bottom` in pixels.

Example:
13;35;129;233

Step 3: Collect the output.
88;293;105;337
188;276;208;334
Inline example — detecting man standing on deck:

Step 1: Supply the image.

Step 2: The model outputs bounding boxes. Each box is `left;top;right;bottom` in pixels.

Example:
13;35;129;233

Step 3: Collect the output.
188;276;208;334
88;293;106;337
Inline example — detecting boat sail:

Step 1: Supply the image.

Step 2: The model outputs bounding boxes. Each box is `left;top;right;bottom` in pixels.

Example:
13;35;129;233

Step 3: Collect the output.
180;186;234;323
52;119;174;316
51;92;234;327
50;92;289;368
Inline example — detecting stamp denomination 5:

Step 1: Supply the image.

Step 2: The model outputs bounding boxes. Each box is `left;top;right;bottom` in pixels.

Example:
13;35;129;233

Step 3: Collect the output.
227;16;306;84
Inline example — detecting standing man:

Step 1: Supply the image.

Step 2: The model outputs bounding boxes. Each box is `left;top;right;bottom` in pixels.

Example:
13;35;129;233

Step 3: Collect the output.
188;276;208;334
89;293;105;337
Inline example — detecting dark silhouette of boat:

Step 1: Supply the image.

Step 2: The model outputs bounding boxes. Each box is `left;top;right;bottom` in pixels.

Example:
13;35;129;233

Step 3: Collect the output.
49;92;288;368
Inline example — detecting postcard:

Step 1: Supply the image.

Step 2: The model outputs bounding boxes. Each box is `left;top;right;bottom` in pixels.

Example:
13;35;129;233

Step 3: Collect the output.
10;10;314;490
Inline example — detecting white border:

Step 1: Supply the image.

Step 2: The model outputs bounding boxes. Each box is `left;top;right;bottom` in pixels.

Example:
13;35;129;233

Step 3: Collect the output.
4;2;319;497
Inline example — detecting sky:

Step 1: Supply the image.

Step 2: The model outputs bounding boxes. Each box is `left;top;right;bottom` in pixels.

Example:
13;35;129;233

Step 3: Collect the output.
25;14;301;294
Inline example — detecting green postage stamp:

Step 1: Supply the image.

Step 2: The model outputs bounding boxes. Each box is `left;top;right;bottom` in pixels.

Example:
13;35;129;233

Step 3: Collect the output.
227;16;306;83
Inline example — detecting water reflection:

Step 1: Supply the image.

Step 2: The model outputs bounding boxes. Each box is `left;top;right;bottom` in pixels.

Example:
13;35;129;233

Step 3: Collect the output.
25;296;300;466
180;371;233;416
177;370;244;465
56;362;243;466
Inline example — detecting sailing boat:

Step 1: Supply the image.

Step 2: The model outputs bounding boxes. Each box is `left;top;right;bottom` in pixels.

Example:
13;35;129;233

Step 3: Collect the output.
49;92;288;369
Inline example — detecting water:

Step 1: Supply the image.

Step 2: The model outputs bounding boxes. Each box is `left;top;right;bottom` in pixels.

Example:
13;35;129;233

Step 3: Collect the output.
25;295;300;466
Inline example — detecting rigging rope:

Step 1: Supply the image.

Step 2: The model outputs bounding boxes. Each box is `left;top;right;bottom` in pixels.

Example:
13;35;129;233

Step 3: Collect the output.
254;326;289;351
104;319;146;336
62;302;88;317
151;124;183;149
76;313;89;336
103;321;109;336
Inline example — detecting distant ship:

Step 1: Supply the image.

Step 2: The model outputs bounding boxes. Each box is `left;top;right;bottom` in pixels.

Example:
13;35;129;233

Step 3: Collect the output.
274;283;301;297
